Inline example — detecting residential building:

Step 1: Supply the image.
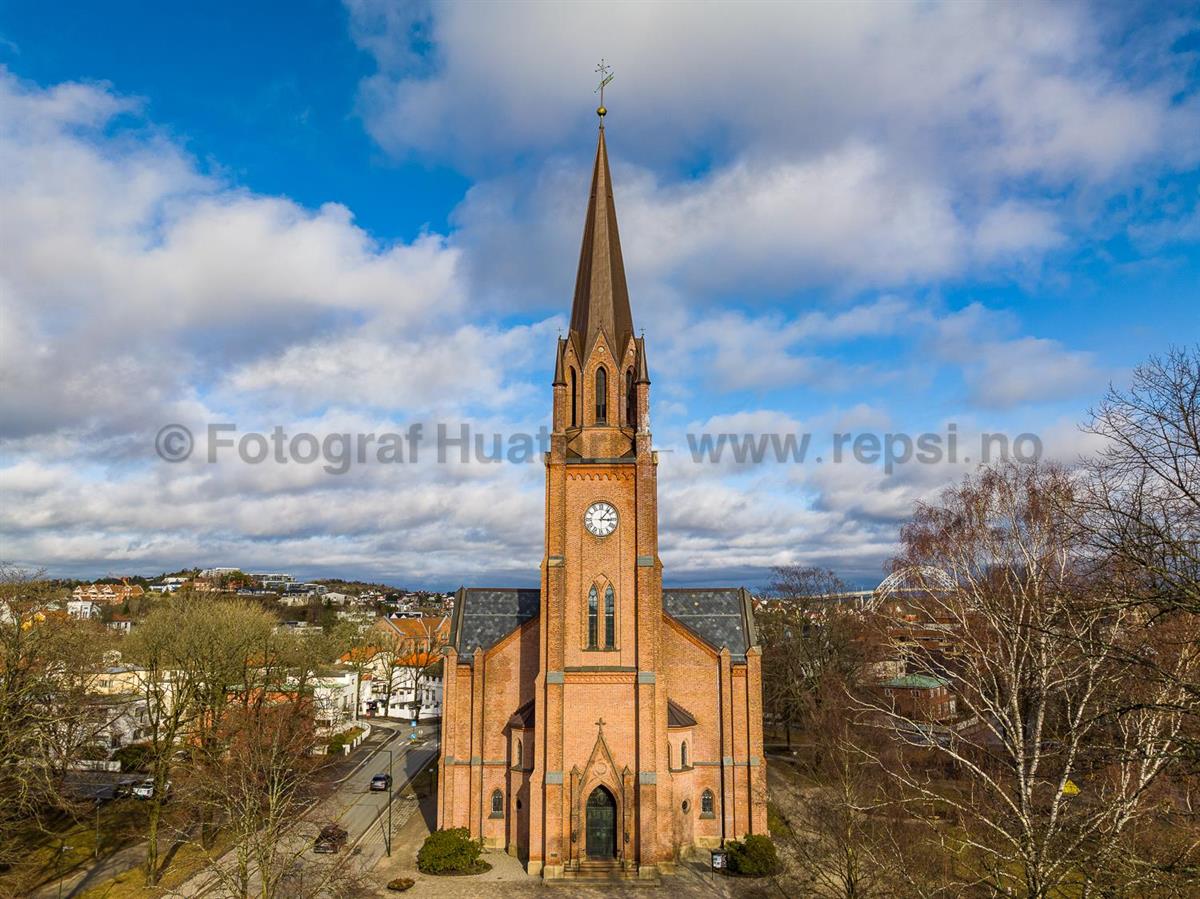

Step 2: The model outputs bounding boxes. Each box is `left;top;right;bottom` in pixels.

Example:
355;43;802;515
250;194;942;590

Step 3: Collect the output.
67;599;101;620
879;674;957;723
72;581;145;603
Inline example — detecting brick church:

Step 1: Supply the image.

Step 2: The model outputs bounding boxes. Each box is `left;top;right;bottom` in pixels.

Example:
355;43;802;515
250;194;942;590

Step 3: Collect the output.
437;114;767;881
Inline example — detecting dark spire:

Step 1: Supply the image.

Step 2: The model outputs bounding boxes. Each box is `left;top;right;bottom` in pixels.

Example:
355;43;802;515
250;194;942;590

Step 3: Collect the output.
553;337;567;386
569;125;634;361
635;335;650;384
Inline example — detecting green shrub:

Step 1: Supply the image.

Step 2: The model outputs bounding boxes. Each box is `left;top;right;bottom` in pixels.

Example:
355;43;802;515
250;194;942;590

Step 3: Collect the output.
113;743;153;772
725;834;779;876
417;828;486;875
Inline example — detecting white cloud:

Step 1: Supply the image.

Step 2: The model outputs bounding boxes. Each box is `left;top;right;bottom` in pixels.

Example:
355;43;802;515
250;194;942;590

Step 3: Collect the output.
930;303;1105;408
349;1;1197;185
354;1;1198;306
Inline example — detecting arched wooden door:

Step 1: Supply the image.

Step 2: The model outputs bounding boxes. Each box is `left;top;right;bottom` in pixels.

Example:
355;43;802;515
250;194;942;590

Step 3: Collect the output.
585;786;617;859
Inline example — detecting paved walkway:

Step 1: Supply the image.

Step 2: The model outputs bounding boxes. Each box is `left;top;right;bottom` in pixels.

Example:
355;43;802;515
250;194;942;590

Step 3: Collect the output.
365;787;785;898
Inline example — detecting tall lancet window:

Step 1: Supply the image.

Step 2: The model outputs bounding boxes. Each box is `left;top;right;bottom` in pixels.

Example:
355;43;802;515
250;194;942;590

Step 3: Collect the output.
587;586;599;649
595;366;608;423
604;585;615;648
625;368;635;427
570;368;578;428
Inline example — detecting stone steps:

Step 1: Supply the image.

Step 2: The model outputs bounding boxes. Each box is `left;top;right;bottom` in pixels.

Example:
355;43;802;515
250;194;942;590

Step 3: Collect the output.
550;859;660;885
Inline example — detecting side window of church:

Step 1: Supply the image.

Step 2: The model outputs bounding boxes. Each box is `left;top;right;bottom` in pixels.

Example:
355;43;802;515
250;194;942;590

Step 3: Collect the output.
701;789;714;816
515;738;522;767
680;741;688;768
570;368;577;428
491;789;504;817
595;366;607;422
625;367;635;426
604;585;615;648
588;586;599;648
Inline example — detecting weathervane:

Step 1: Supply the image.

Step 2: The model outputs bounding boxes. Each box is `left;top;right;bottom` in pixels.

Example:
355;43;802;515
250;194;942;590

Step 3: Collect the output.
594;59;613;118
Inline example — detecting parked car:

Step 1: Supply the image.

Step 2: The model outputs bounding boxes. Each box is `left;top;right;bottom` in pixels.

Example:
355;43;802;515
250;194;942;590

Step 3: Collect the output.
131;779;171;800
313;823;348;854
369;773;392;792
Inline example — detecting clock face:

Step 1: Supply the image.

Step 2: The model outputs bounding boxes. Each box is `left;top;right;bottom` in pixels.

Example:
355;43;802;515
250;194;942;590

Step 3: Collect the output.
584;501;618;537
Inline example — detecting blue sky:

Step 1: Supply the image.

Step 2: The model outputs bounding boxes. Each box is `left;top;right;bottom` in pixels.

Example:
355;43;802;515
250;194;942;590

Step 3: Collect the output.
0;1;1198;588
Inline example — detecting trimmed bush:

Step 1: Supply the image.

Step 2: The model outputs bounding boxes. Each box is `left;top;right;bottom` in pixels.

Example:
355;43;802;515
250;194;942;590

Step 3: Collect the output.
417;828;487;875
725;834;780;876
113;743;153;773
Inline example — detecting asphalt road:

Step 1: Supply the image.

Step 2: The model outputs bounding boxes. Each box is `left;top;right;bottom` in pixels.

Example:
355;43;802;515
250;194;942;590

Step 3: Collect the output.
319;726;439;865
171;722;440;897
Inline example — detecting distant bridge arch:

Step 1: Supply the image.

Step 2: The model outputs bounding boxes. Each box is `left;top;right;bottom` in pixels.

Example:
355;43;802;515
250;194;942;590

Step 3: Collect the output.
869;566;956;612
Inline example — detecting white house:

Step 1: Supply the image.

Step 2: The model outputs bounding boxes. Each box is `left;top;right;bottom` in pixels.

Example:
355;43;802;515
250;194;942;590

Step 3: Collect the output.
309;669;373;737
68;599;102;620
364;615;449;722
372;667;443;723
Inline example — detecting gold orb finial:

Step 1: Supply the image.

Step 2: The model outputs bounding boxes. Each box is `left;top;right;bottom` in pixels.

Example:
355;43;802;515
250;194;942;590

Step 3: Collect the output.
594;60;613;119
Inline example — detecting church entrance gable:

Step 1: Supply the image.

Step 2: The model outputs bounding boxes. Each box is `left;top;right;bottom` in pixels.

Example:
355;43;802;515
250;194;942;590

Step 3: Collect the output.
585;786;617;858
567;719;635;868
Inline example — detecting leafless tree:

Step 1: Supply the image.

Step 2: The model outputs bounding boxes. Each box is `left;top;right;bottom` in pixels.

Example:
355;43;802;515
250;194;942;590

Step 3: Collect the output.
175;600;279;848
0;564;113;871
1078;347;1200;773
1080;345;1200;616
859;462;1200;897
373;617;445;722
777;677;936;898
124;601;203;885
188;701;322;899
759;565;876;749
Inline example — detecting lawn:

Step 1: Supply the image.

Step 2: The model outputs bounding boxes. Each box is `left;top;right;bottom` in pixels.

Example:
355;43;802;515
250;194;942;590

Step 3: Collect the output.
0;801;149;896
75;831;236;899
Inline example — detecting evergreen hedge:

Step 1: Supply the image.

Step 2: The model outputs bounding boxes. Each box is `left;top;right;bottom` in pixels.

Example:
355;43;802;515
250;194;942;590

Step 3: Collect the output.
416;828;488;875
725;834;780;876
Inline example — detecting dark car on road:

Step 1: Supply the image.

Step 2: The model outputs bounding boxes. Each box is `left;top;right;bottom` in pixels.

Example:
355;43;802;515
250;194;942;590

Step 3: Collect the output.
313;823;348;854
369;773;392;791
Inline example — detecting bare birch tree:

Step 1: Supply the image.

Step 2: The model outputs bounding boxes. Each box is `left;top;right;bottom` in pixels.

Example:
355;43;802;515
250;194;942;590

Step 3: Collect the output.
859;462;1200;896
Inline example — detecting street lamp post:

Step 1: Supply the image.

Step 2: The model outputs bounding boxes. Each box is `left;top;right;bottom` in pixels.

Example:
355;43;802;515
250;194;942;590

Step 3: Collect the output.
57;843;73;899
381;747;394;857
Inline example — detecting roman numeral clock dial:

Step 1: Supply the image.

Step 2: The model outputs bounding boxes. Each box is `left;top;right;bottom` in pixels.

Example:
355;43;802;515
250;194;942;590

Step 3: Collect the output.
584;501;618;537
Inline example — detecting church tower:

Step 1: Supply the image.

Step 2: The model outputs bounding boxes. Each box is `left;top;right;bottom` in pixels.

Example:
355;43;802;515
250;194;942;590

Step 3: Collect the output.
437;109;767;882
530;114;667;878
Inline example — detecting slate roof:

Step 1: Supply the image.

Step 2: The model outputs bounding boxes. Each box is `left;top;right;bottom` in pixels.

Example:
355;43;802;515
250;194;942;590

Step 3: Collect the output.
449;586;757;663
450;588;540;660
662;588;756;661
667;699;697;728
881;674;948;690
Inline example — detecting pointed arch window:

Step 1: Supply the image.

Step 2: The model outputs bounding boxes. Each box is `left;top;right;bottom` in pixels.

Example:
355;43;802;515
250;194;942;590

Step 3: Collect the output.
680;741;689;768
624;368;635;427
587;586;599;649
490;789;504;817
515;738;523;768
604;585;615;648
570;368;578;428
595;366;608;423
701;789;715;816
